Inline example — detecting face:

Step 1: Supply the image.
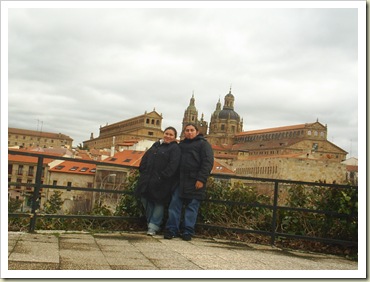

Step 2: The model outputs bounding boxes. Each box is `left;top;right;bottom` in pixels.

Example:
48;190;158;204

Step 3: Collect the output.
184;125;199;140
163;129;176;143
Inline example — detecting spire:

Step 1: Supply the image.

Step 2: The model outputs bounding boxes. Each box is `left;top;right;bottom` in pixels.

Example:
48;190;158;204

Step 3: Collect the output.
216;98;221;111
189;93;195;107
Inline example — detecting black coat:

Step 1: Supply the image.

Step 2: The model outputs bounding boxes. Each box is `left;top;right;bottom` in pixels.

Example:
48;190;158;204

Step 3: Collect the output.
134;140;181;204
178;135;214;200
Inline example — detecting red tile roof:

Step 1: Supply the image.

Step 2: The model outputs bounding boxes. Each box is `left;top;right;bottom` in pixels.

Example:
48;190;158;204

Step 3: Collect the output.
8;154;54;165
235;123;310;136
211;160;235;175
102;150;145;168
49;161;96;175
8;149;61;164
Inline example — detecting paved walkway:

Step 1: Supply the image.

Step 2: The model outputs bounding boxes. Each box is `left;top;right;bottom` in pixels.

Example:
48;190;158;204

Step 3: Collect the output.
6;231;359;279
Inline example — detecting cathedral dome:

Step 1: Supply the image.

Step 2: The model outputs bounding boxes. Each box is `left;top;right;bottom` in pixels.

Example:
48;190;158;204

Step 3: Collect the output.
213;88;240;121
217;109;240;120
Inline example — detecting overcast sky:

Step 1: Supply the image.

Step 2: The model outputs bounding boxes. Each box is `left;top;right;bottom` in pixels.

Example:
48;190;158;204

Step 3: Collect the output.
3;1;364;158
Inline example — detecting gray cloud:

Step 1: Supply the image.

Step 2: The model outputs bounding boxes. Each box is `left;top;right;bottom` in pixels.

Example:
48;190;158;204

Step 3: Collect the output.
6;4;361;157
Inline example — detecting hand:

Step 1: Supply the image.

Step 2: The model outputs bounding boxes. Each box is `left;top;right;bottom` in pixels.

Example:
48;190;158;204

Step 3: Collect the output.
195;180;204;190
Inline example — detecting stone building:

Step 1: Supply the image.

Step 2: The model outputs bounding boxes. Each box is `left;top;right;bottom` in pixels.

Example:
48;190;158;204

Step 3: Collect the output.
181;89;349;184
47;161;96;213
213;121;348;183
83;110;164;150
8;127;73;149
8;149;61;211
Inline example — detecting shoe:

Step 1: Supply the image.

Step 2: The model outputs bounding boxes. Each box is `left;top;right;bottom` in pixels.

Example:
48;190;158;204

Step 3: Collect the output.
147;230;156;236
164;232;176;239
182;234;192;241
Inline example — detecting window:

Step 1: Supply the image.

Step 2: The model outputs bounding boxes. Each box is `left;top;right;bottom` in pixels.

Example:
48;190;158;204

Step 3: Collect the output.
28;166;34;176
80;167;89;172
16;178;21;189
312;143;318;151
17;165;24;175
148;131;154;136
90;168;96;173
123;159;132;162
8;164;13;174
67;182;72;191
53;180;57;186
55;165;65;170
69;166;79;171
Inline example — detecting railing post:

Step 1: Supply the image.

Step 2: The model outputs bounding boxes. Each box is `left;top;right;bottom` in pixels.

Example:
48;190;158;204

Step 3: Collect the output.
29;156;44;232
270;181;279;245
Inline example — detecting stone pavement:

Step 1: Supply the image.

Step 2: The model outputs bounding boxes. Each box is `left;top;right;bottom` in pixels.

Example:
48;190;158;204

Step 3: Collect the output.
5;231;359;279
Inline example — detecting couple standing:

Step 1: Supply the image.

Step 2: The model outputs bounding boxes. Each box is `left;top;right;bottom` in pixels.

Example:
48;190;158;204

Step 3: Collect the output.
134;123;214;241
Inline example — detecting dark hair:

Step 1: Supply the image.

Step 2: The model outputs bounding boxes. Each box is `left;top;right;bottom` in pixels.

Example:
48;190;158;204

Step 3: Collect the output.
184;123;199;132
164;126;178;138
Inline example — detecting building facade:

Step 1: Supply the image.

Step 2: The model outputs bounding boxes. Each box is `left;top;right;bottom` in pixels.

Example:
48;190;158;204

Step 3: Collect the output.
83;110;164;149
8;127;73;149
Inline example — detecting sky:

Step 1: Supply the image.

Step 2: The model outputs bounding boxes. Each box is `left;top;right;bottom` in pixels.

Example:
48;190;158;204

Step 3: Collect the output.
2;1;365;158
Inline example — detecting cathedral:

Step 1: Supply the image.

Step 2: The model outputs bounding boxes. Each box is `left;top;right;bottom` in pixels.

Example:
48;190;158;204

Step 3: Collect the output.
180;88;348;184
181;87;243;144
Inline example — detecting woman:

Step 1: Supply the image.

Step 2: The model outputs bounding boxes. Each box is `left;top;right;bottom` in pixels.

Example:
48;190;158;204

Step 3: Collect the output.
134;127;181;236
164;123;214;241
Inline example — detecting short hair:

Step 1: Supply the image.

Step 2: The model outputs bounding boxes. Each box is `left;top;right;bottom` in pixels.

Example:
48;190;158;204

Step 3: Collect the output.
164;126;178;138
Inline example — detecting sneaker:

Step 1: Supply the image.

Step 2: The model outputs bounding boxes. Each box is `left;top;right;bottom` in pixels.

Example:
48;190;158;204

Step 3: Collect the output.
164;232;176;239
147;230;156;236
182;234;192;241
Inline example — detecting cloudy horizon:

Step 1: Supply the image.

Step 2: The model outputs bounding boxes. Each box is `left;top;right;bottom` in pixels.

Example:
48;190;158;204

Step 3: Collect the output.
3;2;364;158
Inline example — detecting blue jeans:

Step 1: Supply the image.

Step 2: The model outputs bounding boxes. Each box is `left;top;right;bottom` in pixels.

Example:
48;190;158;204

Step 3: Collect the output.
165;185;201;236
141;197;164;232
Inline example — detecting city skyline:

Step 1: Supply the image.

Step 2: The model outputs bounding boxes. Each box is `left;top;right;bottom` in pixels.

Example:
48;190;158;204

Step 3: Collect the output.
3;1;365;158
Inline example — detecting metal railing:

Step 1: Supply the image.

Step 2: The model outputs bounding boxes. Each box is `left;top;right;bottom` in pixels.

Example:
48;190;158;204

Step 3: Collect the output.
8;150;358;248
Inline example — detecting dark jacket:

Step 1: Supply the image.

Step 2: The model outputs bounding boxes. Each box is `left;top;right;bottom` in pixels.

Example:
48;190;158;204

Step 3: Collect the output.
178;134;214;200
134;140;181;204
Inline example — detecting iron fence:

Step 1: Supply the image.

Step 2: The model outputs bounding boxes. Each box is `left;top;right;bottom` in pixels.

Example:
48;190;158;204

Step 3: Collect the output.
8;150;358;248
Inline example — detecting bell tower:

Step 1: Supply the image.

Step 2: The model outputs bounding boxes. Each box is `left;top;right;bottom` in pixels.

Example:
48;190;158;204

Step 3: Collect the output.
181;92;208;139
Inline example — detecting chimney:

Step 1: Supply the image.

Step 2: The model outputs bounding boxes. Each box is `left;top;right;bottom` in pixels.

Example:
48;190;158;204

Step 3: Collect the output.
110;136;116;157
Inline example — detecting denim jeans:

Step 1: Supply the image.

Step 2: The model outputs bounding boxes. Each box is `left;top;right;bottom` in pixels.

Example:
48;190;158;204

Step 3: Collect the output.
141;197;164;232
165;185;201;236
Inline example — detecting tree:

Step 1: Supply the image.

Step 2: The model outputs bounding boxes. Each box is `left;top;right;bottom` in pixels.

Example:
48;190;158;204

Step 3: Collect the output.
43;191;63;214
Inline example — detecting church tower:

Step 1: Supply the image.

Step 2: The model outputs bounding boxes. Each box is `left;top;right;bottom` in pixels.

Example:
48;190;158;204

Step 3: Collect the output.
181;93;208;139
208;87;243;145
